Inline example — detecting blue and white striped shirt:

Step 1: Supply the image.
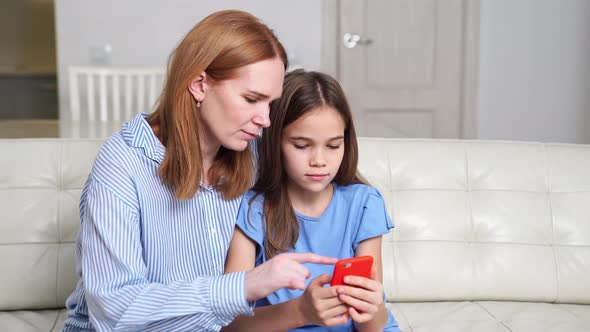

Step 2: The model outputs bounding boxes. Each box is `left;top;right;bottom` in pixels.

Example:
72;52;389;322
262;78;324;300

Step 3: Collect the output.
63;113;254;332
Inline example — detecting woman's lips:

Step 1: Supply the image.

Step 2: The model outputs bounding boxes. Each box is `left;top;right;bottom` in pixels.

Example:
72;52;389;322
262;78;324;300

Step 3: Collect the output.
242;130;257;140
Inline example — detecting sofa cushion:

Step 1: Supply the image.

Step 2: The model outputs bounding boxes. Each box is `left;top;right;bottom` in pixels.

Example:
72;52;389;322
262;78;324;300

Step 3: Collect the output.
387;301;590;332
0;309;67;332
0;139;103;310
357;139;590;303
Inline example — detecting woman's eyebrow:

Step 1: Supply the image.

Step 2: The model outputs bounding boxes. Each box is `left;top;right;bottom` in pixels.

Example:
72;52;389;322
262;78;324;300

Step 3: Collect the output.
246;90;270;99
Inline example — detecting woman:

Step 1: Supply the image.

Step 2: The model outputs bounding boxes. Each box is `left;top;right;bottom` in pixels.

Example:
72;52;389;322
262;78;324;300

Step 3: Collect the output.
63;10;335;332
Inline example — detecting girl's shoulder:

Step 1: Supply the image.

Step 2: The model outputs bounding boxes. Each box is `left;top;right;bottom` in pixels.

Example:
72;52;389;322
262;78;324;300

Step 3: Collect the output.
243;189;265;202
241;189;266;213
336;183;382;199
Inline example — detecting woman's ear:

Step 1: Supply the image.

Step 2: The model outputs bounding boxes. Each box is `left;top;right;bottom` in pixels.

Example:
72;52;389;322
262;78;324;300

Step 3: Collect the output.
188;71;207;102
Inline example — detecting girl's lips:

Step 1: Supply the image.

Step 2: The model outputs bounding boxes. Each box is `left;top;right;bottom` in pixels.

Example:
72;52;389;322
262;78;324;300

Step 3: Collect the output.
306;174;328;181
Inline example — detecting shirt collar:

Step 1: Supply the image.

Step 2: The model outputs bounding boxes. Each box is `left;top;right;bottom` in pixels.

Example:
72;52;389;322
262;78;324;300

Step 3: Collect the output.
121;113;166;164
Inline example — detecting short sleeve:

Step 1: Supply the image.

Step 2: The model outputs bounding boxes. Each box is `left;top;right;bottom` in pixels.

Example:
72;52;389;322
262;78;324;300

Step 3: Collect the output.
353;189;394;250
235;191;266;263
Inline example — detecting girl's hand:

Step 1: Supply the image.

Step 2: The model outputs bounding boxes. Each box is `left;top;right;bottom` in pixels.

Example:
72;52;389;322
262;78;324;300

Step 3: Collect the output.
336;271;385;324
245;252;337;302
297;274;350;327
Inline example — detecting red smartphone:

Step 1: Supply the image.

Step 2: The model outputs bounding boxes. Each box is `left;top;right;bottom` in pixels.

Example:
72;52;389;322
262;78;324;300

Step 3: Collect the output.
330;256;374;286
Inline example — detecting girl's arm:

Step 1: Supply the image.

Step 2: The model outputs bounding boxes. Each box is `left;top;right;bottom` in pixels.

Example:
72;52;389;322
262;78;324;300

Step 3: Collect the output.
337;236;389;332
222;227;348;332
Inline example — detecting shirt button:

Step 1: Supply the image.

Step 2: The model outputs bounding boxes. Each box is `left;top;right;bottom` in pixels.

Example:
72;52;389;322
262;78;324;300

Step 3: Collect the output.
210;228;217;234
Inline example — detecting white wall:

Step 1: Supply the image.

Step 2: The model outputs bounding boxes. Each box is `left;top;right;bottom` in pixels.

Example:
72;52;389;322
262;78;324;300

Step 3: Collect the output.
478;0;590;144
54;0;321;118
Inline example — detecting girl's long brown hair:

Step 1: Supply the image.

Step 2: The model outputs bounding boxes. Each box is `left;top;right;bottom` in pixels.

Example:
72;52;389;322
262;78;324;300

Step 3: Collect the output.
252;69;367;258
148;10;287;199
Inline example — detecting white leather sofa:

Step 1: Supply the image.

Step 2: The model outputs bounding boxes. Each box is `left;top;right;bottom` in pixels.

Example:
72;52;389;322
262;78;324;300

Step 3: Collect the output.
1;138;589;332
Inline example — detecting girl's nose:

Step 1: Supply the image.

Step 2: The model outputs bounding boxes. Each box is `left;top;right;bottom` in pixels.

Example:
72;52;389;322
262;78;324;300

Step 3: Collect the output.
310;149;326;167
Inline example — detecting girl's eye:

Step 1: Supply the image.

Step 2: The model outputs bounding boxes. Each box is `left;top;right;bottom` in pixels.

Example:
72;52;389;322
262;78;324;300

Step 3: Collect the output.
328;145;341;150
244;97;258;104
294;144;309;150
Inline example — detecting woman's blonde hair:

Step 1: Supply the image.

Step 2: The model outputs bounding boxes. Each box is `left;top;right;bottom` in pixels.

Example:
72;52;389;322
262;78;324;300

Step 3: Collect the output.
148;10;288;199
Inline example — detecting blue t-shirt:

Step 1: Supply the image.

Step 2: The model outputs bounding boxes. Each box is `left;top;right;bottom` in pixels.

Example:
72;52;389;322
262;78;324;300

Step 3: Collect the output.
236;183;400;332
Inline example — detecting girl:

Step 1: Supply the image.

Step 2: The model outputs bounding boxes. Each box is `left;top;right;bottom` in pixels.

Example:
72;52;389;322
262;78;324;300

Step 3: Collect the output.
224;70;399;332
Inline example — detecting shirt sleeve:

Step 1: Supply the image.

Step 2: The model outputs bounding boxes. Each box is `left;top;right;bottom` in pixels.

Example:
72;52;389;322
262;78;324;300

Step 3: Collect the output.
80;179;252;332
234;191;265;263
353;188;394;250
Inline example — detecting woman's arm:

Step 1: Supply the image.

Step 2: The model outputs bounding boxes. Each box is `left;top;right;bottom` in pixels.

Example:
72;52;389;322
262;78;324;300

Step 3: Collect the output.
223;228;348;332
81;180;251;332
337;236;389;332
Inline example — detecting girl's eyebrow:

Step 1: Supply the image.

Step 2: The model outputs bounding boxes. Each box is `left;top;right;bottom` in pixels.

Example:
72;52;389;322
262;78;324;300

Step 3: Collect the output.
289;136;344;141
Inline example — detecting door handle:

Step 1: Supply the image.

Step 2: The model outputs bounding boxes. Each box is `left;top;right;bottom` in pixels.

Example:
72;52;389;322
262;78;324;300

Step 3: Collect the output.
343;33;373;48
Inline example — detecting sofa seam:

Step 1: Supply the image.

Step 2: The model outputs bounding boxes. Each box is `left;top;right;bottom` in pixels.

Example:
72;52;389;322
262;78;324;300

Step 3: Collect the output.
544;144;560;303
391;304;413;332
49;310;61;332
0;241;75;246
500;321;513;332
475;302;513;332
557;304;589;327
465;142;476;294
55;141;64;309
392;240;590;247
474;301;497;318
388;145;400;306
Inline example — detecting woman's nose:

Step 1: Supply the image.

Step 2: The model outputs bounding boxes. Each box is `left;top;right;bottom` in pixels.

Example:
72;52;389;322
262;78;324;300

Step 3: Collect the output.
253;106;271;128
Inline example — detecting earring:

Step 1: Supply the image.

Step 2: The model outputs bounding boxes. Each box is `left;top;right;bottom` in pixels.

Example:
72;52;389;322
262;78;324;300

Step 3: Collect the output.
197;100;201;108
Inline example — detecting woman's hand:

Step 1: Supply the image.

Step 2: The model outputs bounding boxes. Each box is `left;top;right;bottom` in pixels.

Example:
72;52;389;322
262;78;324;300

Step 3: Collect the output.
244;252;337;302
336;272;385;324
295;274;350;327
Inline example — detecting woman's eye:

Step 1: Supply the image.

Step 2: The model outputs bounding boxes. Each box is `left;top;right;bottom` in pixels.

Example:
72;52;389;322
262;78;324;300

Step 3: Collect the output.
328;145;341;150
244;97;258;104
294;145;308;149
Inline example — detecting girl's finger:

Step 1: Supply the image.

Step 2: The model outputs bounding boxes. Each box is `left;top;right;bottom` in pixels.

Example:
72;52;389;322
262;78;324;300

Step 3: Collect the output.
324;312;351;327
318;295;346;309
338;293;376;314
343;275;379;291
348;306;371;323
323;303;350;318
338;285;378;304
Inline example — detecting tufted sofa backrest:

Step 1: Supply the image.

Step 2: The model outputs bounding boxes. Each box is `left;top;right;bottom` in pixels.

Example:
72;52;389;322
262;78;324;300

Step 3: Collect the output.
1;138;589;310
0;139;103;310
358;139;590;304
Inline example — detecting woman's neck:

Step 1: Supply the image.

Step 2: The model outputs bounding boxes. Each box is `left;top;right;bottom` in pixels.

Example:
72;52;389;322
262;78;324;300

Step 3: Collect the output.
287;182;334;218
199;129;220;185
150;117;220;185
